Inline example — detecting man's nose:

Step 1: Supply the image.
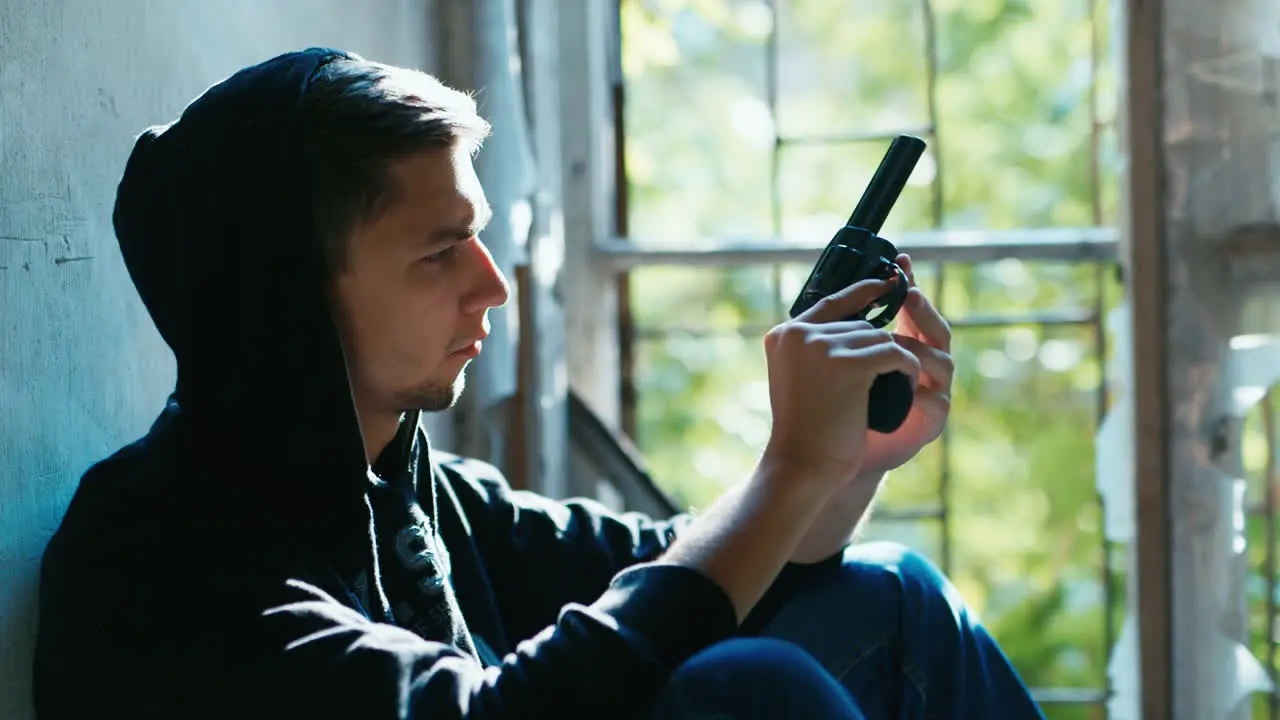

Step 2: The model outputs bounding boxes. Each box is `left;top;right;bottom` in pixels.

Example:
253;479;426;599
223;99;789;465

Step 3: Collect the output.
462;239;510;313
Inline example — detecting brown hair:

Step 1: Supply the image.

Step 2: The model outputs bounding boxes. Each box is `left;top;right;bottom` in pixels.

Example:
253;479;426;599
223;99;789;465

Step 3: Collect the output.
299;57;490;272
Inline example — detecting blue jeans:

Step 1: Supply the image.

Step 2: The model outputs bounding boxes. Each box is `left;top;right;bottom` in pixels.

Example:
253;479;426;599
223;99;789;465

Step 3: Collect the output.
649;542;1046;719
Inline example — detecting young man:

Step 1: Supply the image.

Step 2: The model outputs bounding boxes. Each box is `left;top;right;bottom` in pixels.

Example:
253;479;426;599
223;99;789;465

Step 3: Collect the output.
33;48;1044;719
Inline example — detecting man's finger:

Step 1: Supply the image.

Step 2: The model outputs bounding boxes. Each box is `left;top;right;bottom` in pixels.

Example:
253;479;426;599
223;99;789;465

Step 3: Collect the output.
897;288;951;353
837;339;922;389
894;333;954;390
910;385;952;419
830;325;895;350
797;277;898;325
895;253;916;286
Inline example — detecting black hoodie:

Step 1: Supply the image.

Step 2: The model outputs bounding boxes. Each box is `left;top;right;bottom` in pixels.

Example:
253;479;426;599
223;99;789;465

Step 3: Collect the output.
32;48;838;719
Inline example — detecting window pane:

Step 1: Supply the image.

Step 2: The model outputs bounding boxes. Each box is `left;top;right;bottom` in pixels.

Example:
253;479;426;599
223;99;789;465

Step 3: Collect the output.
1244;510;1276;716
938;261;1104;320
1098;123;1122;227
621;1;1123;699
777;140;938;243
933;1;1098;228
630;265;781;331
1241;391;1280;720
947;323;1107;688
774;0;931;138
633;334;769;511
621;0;773;244
858;517;945;568
1093;0;1121;229
1042;703;1105;720
876;440;945;515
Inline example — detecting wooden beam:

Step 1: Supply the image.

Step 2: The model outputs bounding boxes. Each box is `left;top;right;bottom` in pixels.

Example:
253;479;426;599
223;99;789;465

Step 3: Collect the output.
1126;0;1280;716
1123;0;1172;716
593;227;1120;269
515;0;570;498
435;0;533;470
557;0;623;431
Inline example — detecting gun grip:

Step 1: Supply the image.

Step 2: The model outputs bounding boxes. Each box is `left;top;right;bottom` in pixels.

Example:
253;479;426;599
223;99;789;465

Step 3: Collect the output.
868;370;914;434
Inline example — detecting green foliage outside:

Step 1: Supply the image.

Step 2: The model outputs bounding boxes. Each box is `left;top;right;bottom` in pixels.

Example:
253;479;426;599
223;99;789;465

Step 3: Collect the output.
1243;405;1280;720
620;0;1131;716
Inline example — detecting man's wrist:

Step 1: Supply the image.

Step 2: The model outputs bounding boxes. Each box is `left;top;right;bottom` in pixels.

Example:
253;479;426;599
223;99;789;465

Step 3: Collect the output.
757;442;856;492
789;470;885;564
825;469;884;524
838;469;886;501
747;457;835;513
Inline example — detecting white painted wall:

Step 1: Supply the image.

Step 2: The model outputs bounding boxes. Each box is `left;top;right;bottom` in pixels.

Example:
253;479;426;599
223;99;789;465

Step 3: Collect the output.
0;2;447;716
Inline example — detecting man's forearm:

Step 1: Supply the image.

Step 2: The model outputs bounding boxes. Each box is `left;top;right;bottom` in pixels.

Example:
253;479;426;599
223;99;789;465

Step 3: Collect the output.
660;460;837;622
789;471;884;564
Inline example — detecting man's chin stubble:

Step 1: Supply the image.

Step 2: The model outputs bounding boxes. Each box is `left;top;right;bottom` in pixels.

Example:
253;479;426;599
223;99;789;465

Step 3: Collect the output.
400;373;466;413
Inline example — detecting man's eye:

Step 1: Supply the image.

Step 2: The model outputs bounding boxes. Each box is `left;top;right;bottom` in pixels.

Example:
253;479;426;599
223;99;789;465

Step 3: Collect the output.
424;244;460;264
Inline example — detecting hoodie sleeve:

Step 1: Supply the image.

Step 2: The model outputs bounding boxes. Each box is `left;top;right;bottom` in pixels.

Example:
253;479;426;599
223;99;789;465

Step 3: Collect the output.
36;496;738;720
255;568;739;718
435;455;697;642
434;454;846;647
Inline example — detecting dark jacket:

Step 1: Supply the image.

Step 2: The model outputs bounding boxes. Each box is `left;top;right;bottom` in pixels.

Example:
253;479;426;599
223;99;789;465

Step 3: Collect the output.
32;47;834;719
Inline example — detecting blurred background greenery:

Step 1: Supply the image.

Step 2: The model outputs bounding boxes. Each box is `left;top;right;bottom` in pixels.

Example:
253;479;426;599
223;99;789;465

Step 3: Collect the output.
615;0;1280;717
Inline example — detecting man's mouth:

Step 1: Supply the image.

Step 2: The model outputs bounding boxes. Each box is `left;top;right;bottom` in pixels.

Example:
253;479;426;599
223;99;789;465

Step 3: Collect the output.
449;335;487;358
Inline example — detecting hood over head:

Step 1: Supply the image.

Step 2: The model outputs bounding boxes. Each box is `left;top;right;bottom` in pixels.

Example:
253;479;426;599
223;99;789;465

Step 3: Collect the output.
113;48;381;520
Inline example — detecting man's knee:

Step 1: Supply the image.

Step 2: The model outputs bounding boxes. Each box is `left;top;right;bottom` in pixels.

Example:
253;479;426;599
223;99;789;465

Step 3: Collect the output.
842;541;970;623
670;637;825;685
651;638;864;719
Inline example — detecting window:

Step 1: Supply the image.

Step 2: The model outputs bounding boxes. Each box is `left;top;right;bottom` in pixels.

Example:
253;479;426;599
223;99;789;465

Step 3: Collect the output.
613;0;1124;712
1245;394;1280;719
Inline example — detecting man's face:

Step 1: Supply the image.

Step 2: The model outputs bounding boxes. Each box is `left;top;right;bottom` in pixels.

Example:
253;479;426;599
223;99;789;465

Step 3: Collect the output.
331;146;508;418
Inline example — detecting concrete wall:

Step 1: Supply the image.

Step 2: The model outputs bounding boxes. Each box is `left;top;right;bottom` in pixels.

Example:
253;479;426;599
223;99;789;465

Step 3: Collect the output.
0;2;445;716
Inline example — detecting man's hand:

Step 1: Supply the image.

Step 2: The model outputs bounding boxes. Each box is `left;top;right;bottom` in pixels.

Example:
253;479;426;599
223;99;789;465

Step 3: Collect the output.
856;254;953;477
660;277;924;621
788;254;953;564
761;276;924;487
